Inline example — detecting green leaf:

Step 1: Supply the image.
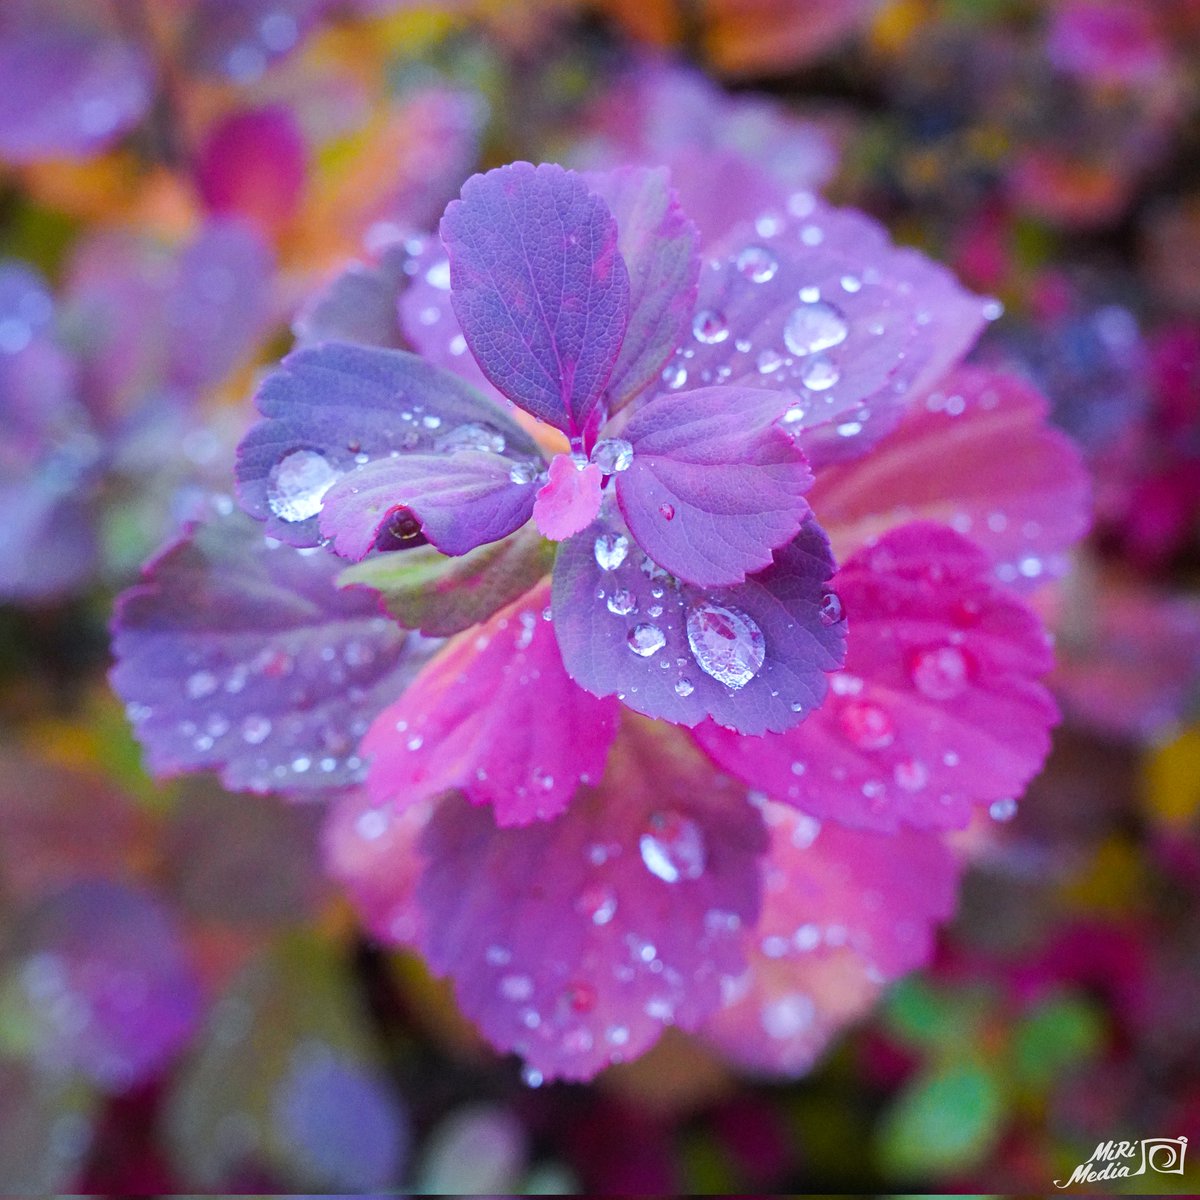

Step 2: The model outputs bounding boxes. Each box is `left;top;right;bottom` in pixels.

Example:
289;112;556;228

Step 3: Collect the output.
338;524;554;637
876;1057;1007;1180
882;977;994;1052
1012;992;1105;1092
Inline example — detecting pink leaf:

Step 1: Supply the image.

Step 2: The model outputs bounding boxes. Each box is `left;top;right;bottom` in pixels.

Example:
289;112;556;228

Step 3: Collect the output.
694;521;1058;832
363;583;618;826
533;454;604;541
700;801;960;1076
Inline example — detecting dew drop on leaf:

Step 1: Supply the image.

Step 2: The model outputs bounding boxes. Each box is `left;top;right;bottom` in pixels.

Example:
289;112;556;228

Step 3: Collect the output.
627;623;666;657
638;810;706;883
267;449;340;522
685;602;765;690
909;645;971;700
591;438;634;473
594;532;629;571
692;309;730;344
735;245;779;283
783;301;848;357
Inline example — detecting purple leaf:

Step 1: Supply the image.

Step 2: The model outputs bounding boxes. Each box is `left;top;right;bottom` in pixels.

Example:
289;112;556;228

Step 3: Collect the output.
694;522;1058;833
236;343;540;548
655;198;991;469
362;582;619;827
440;162;630;436
293;246;411;350
318;450;540;561
616;384;814;587
110;505;434;796
399;239;510;402
552;510;845;734
338;523;555;638
411;719;767;1081
583;166;700;407
0;4;153;162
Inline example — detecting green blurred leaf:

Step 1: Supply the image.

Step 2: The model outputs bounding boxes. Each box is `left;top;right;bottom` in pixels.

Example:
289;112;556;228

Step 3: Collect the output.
338;524;553;637
1011;992;1105;1092
882;977;994;1052
876;1057;1007;1180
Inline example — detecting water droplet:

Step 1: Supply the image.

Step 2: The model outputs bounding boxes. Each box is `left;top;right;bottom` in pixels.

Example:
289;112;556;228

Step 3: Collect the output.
818;591;843;625
674;677;695;698
521;1065;544;1088
594;532;629;571
508;460;539;485
756;349;784;375
241;715;271;744
841;274;862;293
436;421;506;454
736;245;778;282
639;811;706;883
692;309;729;344
606;588;637;616
761;992;815;1039
893;759;929;792
800;354;840;391
662;362;688;389
783;302;848;357
627;623;666;657
658;503;675;520
575;885;617;926
685;603;765;690
838;700;895;750
186;670;218;699
591;438;634;474
910;645;971;700
989;797;1018;822
267;450;340;522
500;973;533;1002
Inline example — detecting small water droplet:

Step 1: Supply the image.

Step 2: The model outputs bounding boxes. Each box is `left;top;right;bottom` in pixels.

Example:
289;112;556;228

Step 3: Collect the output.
800;354;840;391
606;588;637;616
627;623;666;657
436;421;506;454
783;302;848;357
761;992;815;1039
575;885;617;926
838;700;895;750
500;973;534;1002
267;449;340;522
910;645;971;700
692;309;729;344
186;670;218;699
662;362;688;389
594;532;629;571
989;797;1018;822
756;348;784;375
591;437;634;474
685;603;765;690
658;503;675;520
674;677;695;698
241;715;271;744
893;759;929;792
736;245;778;282
508;460;539;485
818;591;843;625
639;811;706;883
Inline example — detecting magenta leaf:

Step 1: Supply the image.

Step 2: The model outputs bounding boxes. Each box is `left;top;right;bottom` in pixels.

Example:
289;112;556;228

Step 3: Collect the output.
655;199;991;468
552;510;845;734
616;384;814;586
362;583;618;826
338;524;555;638
694;521;1058;832
236;343;541;549
700;802;960;1076
810;366;1091;590
583;166;700;407
110;506;434;795
318;449;540;561
440;162;630;436
293;246;411;350
0;5;153;162
412;720;767;1081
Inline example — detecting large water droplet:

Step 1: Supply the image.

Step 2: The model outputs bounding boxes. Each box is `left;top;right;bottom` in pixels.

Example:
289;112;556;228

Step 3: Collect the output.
267;449;340;522
674;677;695;698
508;460;539;485
639;811;706;883
909;645;971;700
606;588;637;616
627;623;666;657
838;700;895;750
736;245;779;283
685;603;765;690
435;422;506;454
591;438;634;474
594;532;629;571
783;301;848;357
692;309;730;344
